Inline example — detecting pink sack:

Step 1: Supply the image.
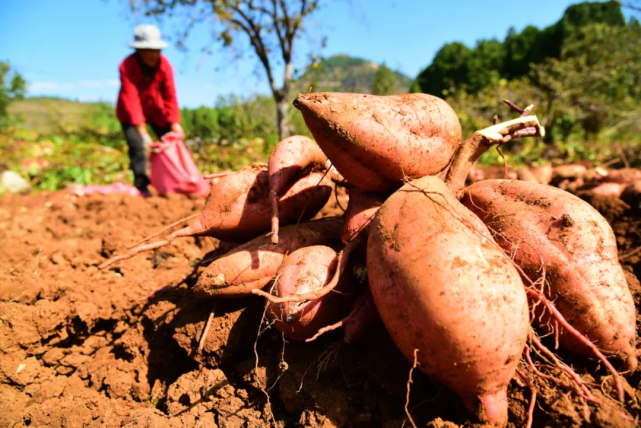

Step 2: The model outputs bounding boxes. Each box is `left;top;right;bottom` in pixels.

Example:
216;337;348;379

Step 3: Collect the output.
149;132;210;197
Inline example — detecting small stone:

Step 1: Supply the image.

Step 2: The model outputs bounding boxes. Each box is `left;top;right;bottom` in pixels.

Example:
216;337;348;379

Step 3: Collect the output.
1;171;31;194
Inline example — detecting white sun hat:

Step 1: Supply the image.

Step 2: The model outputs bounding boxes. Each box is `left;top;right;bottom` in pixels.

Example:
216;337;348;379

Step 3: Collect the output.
129;25;169;50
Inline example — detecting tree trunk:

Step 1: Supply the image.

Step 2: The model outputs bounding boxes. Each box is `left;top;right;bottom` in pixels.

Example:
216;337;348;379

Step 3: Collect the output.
276;95;291;140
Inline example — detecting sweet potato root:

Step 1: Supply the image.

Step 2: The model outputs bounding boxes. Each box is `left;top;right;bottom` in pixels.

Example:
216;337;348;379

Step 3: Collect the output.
340;186;388;244
367;176;529;426
193;218;342;298
293;92;462;192
99;165;331;269
461;180;638;371
266;245;355;341
268;135;327;244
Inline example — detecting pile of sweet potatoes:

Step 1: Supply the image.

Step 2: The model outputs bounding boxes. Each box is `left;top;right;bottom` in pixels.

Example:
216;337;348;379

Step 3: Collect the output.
100;92;638;427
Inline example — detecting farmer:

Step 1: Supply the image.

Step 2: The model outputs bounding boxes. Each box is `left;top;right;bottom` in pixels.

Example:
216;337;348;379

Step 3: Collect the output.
116;24;183;195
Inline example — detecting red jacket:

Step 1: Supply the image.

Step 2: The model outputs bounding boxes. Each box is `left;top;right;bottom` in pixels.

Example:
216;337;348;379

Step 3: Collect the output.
116;53;180;127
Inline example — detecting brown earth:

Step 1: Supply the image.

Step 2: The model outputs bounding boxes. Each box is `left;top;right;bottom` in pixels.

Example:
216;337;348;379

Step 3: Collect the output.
0;184;640;428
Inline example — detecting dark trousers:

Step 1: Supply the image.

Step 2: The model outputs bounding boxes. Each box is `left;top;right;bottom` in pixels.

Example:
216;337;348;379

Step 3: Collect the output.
121;123;171;192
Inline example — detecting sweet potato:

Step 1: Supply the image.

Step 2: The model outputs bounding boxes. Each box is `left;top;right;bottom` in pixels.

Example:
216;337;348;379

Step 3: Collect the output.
343;288;382;343
99;165;332;269
293;92;462;192
589;182;626;198
367;176;529;426
530;163;553;185
193;218;342;298
340;186;388;244
603;168;641;184
552;164;587;182
268;135;327;244
266;245;355;341
461;180;637;371
517;166;538;183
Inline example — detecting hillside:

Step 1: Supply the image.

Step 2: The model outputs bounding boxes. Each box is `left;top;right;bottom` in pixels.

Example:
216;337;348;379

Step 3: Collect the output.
8;97;115;134
294;54;412;94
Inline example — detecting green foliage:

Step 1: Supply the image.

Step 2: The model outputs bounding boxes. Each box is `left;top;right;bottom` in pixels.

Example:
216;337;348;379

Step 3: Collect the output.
532;22;641;140
0;130;131;191
180;95;278;144
370;63;399;95
0;62;27;126
413;1;625;96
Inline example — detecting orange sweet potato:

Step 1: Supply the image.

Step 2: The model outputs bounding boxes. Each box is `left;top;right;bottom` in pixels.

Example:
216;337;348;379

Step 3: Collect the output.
294;92;462;192
266;245;355;341
343;288;382;343
268;135;327;244
99;165;331;269
340;186;388;244
603;168;641;184
461;180;637;371
530;163;553;185
193;218;342;298
367;176;529;426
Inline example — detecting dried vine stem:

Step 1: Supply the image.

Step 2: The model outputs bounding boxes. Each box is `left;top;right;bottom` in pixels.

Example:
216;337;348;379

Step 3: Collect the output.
444;115;545;198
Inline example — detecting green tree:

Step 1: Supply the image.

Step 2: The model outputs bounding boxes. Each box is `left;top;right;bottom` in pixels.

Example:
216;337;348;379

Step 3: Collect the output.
130;0;321;141
370;63;398;95
0;62;27;125
412;1;626;96
466;39;505;92
532;23;641;140
412;42;471;96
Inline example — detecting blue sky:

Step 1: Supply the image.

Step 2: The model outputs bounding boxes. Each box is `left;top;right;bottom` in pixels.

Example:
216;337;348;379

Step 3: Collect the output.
1;0;588;108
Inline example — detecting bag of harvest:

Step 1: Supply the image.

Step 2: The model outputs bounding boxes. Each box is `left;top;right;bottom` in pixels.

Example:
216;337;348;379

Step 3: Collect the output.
149;132;210;197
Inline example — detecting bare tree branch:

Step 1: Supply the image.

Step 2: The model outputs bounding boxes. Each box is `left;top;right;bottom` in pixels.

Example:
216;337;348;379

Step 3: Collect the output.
129;0;321;139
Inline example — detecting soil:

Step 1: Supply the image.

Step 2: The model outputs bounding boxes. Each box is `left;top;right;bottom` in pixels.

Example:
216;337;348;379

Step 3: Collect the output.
1;184;640;428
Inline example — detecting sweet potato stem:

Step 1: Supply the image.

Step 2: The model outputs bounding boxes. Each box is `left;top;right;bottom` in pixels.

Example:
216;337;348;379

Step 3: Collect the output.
444;116;544;198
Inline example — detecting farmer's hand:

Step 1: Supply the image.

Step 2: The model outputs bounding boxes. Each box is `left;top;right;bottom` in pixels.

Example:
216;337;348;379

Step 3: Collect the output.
171;122;184;138
136;123;152;149
141;133;152;150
